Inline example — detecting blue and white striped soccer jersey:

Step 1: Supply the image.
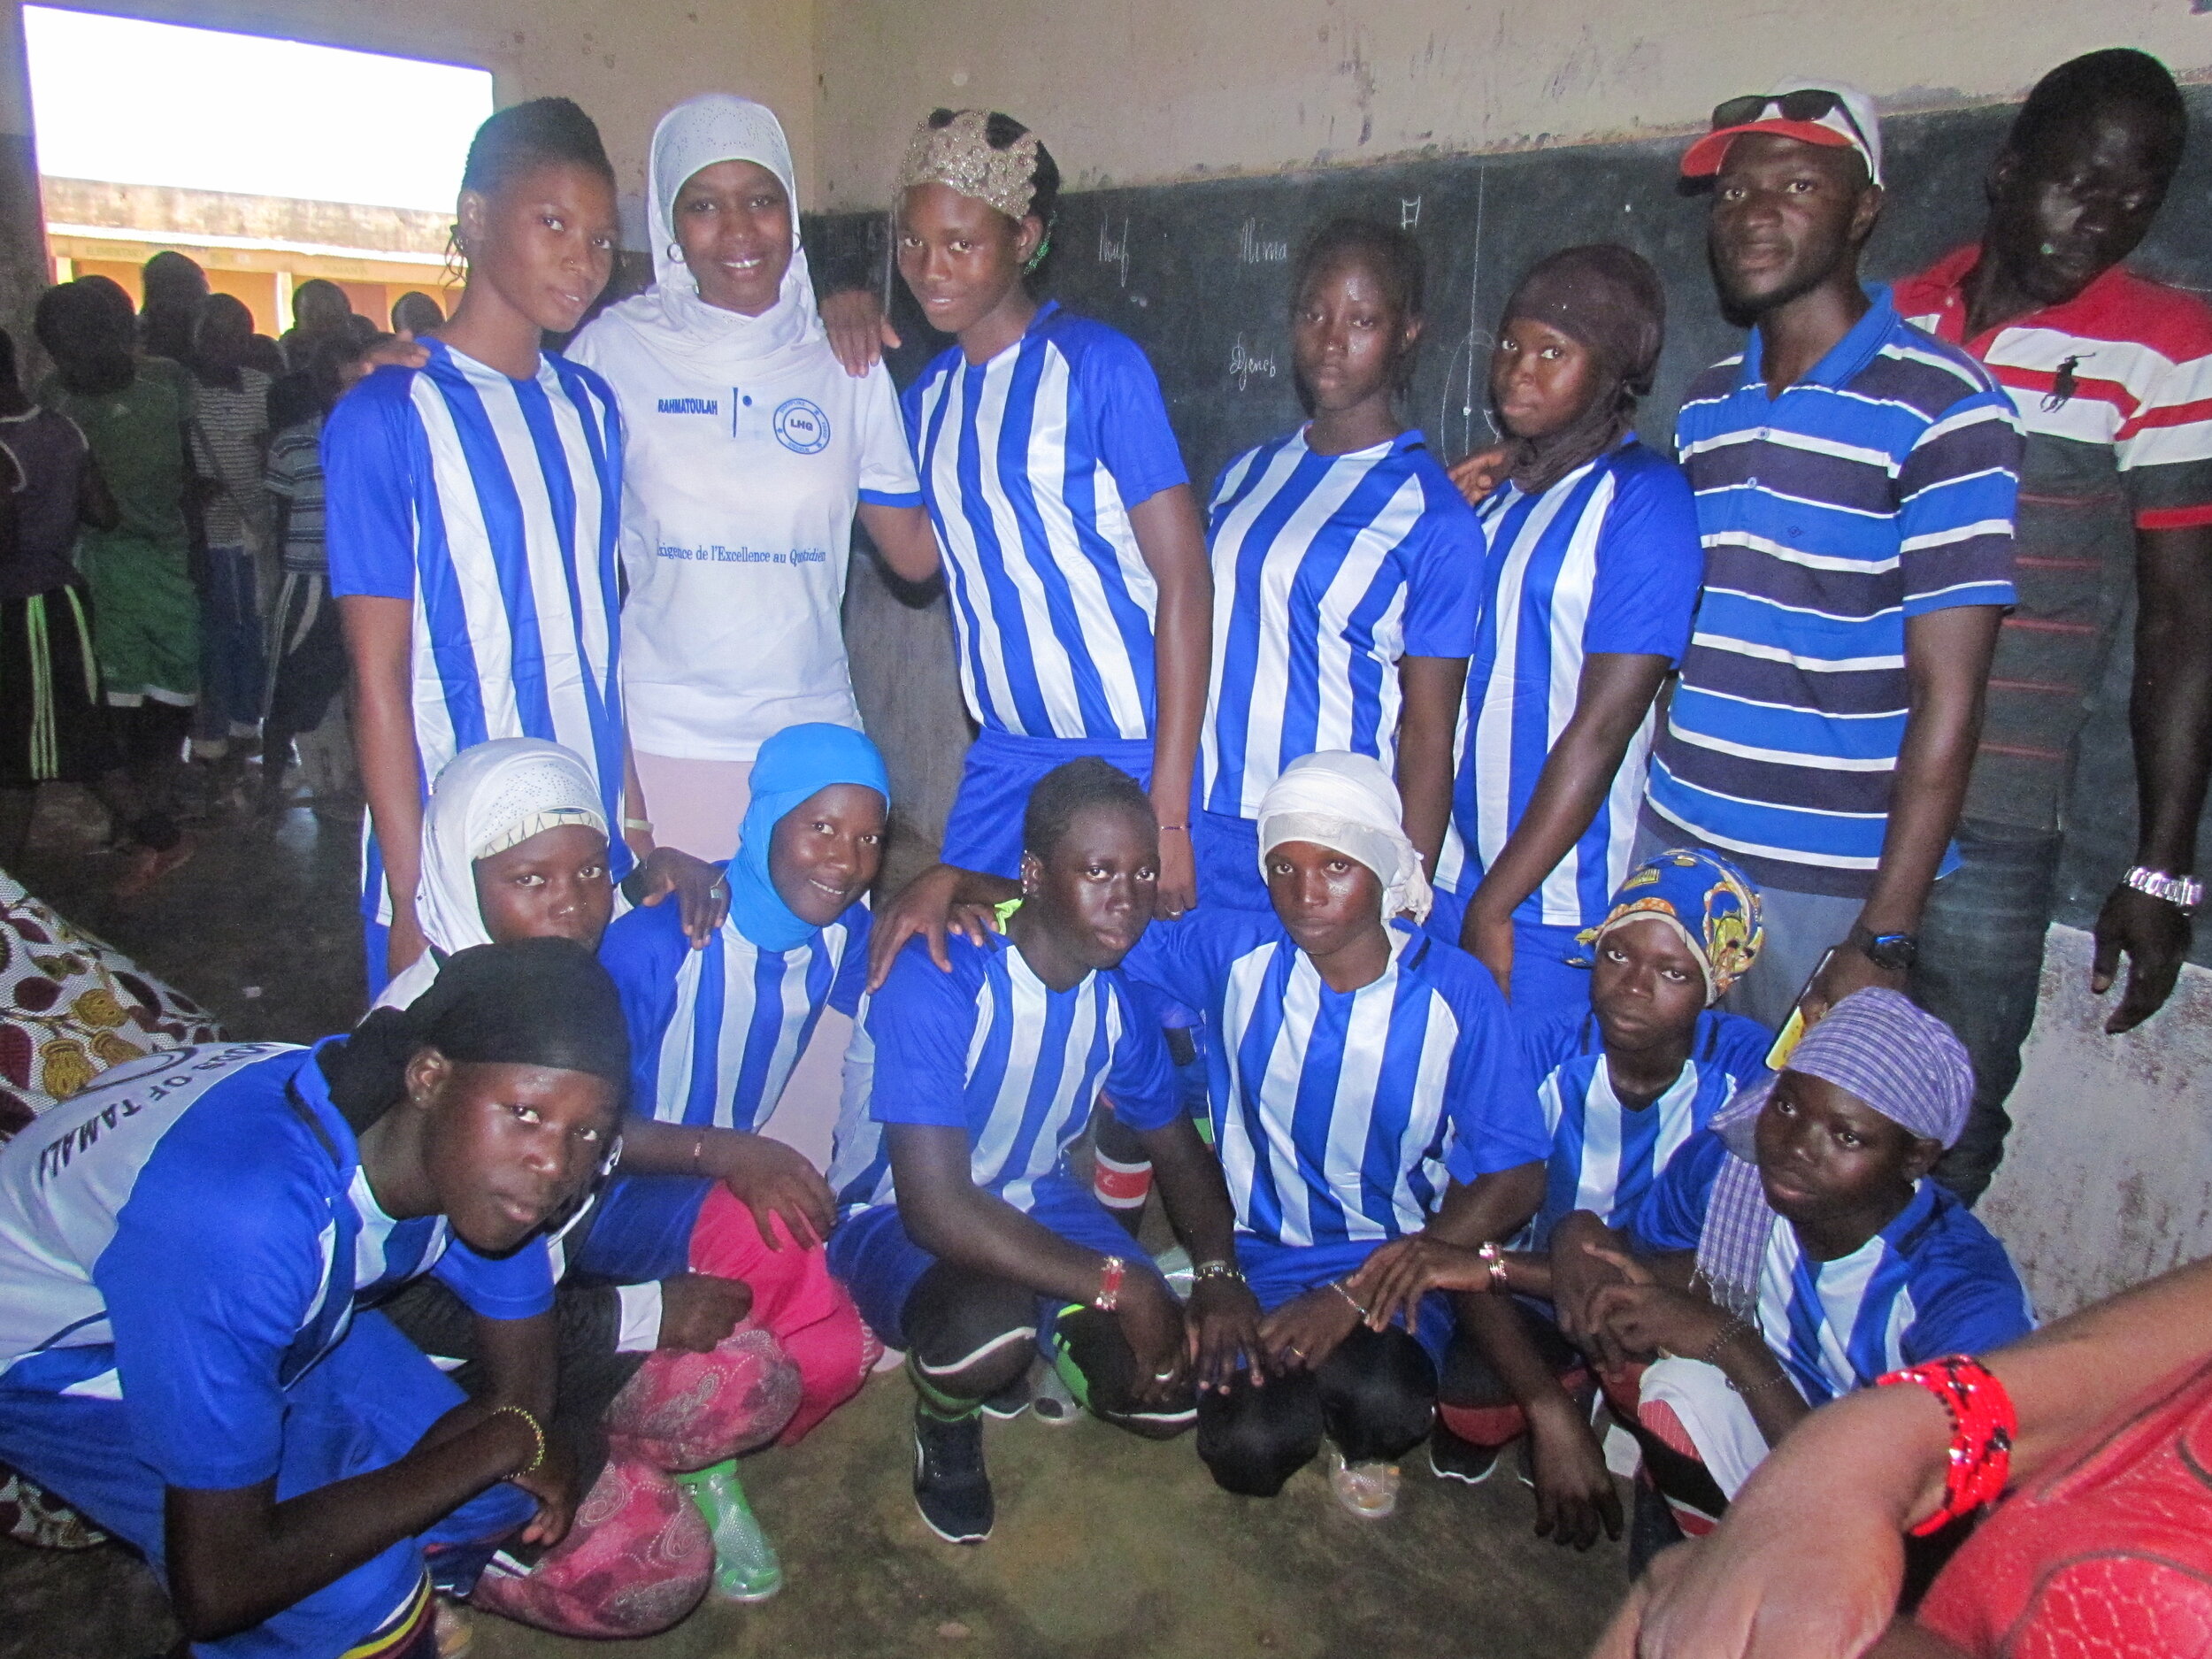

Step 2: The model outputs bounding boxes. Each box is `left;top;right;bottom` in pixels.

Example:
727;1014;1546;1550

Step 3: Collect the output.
1435;441;1702;926
902;301;1188;744
1631;1132;2034;1406
0;1043;542;1657
826;932;1179;1217
601;893;872;1133
324;339;631;964
1521;1007;1772;1247
1122;911;1548;1249
1201;427;1481;818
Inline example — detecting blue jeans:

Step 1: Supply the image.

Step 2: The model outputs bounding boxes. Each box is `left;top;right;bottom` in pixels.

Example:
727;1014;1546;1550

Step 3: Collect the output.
195;544;265;741
1911;821;2063;1204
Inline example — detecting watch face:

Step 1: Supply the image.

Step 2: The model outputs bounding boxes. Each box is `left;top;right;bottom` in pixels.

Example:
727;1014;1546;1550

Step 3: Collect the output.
1867;934;1916;971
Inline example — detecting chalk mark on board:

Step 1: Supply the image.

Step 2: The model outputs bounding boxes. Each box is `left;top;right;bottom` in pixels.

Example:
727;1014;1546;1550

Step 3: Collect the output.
1439;166;1499;463
1097;216;1132;288
1230;334;1279;392
1401;196;1422;230
1239;219;1289;264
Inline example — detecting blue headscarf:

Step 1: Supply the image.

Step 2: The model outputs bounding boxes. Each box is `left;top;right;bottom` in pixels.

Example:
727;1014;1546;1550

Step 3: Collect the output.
726;724;891;951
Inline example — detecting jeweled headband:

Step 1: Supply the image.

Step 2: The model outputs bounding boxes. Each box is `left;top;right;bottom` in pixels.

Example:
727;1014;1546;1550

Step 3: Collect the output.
896;109;1039;222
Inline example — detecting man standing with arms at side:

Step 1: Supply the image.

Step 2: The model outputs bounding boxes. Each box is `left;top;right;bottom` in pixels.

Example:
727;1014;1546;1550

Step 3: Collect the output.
1893;50;2212;1202
1645;83;2023;1034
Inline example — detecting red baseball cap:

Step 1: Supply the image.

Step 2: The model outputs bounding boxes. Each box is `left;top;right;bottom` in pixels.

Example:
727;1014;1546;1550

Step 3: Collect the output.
1680;79;1884;187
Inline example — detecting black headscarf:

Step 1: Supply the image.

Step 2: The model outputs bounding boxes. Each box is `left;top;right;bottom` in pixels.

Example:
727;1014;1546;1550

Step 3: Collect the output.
323;937;630;1131
1498;244;1668;496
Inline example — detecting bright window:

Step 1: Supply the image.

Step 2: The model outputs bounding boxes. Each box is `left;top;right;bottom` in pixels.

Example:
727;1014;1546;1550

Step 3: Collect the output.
22;7;494;211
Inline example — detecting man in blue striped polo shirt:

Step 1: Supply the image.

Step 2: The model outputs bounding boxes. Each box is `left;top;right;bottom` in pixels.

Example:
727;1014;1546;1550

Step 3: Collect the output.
1644;81;2023;1028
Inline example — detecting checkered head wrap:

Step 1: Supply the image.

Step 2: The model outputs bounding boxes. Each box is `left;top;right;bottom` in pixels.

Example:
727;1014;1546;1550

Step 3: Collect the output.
1694;989;1974;1313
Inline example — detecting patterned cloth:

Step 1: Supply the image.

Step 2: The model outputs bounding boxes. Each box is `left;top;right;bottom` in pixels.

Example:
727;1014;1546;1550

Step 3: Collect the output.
0;867;222;1140
1571;847;1764;1004
1697;987;1974;1311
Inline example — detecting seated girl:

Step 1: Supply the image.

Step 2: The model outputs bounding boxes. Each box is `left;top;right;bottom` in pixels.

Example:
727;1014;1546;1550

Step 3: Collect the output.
826;759;1263;1547
1425;989;2035;1547
875;751;1552;1521
373;736;874;1614
0;939;673;1658
1420;849;1772;1541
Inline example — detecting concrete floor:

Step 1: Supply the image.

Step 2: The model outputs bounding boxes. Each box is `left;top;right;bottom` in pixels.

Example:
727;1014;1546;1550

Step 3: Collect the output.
0;786;1627;1659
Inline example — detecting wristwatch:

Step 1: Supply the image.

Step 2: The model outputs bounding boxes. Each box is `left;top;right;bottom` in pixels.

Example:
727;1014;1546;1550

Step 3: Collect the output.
2124;865;2203;916
1847;921;1918;972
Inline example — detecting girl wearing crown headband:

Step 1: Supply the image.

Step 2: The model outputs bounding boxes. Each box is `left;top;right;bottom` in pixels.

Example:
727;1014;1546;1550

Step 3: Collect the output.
890;109;1213;914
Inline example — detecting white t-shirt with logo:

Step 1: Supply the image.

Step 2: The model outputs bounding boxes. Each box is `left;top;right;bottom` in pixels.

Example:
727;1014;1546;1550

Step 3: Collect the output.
568;322;922;763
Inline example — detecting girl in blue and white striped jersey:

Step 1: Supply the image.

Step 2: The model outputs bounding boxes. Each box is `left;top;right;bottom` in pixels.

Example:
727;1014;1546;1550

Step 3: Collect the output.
1195;219;1480;913
327;97;719;996
1431;246;1705;1020
826;760;1261;1548
894;110;1213;913
1422;849;1771;1537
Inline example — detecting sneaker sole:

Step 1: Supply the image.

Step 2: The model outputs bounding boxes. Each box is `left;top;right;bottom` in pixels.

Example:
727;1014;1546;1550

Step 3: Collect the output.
1427;1446;1500;1486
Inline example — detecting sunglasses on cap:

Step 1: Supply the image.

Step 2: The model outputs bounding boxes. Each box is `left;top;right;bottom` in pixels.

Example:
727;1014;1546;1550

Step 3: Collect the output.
1709;88;1872;157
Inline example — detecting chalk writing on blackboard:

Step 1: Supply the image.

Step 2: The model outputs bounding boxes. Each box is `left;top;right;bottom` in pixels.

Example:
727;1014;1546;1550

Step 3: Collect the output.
1239;219;1289;264
1230;334;1279;392
1097;217;1132;288
1401;196;1422;230
1439;166;1498;462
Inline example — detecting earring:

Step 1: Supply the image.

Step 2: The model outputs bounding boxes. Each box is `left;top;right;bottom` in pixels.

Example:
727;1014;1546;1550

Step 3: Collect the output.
667;239;684;263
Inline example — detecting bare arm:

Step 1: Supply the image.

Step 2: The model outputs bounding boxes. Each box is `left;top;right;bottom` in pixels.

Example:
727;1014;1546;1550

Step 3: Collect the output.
856;500;945;587
1461;652;1672;992
1806;605;2002;1016
889;1122;1187;1400
1135;1112;1266;1391
1127;484;1213;918
340;594;428;973
165;1407;537;1641
77;452;121;532
2093;523;2212;1031
1395;654;1469;881
1595;1253;2212;1659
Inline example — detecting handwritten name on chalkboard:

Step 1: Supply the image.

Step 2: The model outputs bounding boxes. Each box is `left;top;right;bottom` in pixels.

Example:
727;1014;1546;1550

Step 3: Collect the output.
1230;334;1279;392
1239;219;1289;264
1097;217;1131;288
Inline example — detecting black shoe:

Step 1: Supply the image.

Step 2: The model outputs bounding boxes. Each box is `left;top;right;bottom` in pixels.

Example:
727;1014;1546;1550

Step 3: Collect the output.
1627;1475;1686;1577
979;1371;1031;1421
1427;1421;1502;1485
912;1408;994;1545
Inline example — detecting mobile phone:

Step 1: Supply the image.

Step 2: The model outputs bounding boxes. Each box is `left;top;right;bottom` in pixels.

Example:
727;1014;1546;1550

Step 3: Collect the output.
1764;946;1837;1071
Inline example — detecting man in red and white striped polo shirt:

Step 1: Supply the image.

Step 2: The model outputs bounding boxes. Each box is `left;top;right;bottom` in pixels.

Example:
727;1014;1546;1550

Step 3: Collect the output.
1893;48;2212;1201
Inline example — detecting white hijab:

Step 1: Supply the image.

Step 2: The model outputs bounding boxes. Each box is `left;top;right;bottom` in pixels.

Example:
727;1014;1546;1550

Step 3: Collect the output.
1257;751;1433;924
374;738;609;1011
588;93;824;381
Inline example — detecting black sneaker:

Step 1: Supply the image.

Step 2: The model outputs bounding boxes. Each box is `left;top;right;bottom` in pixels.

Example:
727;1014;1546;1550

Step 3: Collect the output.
979;1371;1031;1421
1428;1421;1502;1485
912;1408;994;1545
1627;1474;1687;1577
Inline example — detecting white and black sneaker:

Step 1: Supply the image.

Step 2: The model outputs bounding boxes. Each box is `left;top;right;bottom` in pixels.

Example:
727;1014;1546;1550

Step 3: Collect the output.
1427;1421;1503;1485
912;1407;994;1545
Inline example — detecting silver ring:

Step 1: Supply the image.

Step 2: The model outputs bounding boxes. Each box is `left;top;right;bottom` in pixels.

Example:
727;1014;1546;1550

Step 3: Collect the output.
1151;1367;1176;1382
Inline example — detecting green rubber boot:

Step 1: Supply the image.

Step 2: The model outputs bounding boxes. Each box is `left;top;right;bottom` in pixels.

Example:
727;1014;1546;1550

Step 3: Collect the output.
677;1460;784;1603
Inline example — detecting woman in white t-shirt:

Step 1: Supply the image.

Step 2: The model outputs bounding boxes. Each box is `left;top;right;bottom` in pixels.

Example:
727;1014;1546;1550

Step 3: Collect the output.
569;94;941;860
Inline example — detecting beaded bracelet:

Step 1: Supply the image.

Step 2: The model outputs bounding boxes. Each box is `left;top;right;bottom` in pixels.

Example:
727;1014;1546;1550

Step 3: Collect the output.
489;1403;546;1478
1874;1354;2016;1536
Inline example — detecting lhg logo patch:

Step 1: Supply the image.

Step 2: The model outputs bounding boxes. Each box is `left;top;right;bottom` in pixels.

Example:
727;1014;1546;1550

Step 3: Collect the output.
773;397;832;454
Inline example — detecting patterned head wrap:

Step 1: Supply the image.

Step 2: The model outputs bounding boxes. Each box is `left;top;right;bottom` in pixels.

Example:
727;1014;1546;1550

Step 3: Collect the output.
897;109;1041;223
1256;751;1432;925
1695;988;1975;1312
1572;847;1763;1004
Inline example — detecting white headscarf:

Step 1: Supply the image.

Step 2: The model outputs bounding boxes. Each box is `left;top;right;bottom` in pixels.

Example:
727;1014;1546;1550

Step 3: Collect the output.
1256;751;1433;924
588;93;823;381
374;739;609;1011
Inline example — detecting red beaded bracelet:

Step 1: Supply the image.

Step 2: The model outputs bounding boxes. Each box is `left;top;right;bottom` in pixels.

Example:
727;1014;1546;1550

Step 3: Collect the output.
1874;1354;2016;1536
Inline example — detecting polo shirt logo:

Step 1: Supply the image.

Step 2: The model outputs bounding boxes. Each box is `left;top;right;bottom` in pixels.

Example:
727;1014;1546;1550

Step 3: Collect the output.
772;397;831;454
657;396;719;416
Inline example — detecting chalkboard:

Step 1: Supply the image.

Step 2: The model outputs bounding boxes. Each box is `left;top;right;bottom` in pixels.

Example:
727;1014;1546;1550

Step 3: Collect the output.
812;88;2212;962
